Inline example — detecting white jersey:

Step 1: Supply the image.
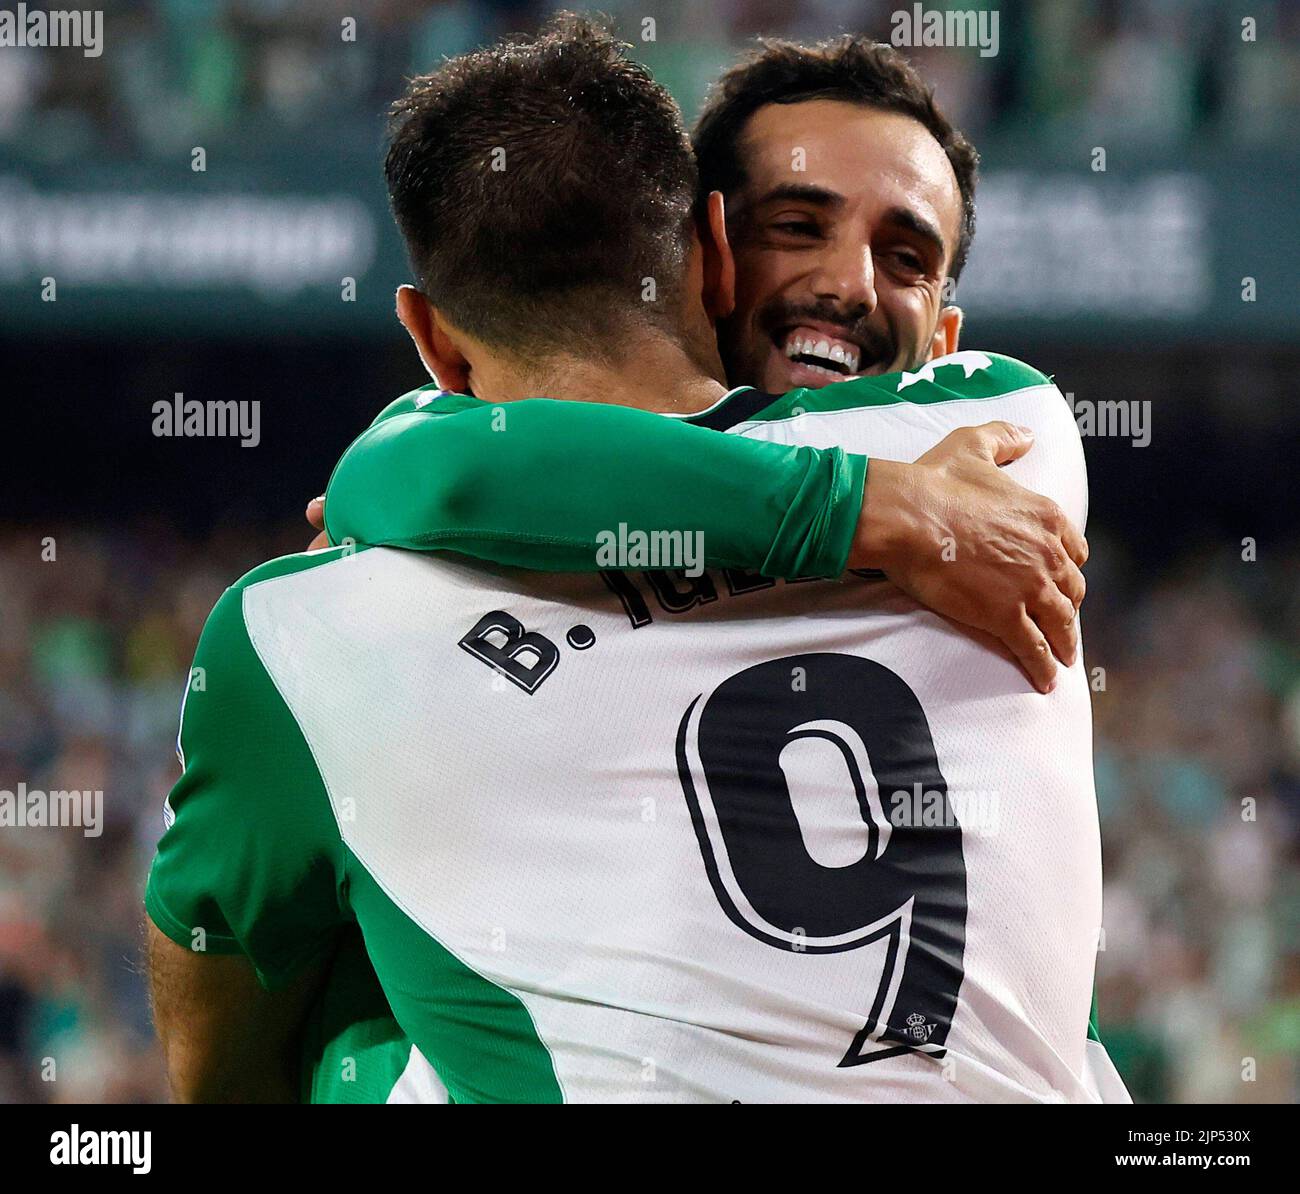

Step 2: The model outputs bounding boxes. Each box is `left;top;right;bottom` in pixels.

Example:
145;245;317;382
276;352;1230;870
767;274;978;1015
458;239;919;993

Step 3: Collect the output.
147;353;1129;1103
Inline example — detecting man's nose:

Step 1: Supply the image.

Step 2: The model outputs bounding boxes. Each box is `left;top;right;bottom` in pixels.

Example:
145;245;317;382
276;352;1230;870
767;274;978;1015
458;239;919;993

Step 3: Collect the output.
808;238;877;315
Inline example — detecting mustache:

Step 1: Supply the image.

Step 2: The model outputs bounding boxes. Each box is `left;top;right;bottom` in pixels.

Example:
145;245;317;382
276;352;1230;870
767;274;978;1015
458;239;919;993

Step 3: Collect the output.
758;301;894;364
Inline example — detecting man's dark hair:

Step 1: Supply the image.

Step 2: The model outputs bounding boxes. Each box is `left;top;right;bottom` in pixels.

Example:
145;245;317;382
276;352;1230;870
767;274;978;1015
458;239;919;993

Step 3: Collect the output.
385;13;697;356
693;36;979;283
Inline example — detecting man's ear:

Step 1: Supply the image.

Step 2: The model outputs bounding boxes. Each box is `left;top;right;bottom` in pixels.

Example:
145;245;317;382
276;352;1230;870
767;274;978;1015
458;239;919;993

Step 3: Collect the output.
700;190;735;321
396;285;470;393
929;303;964;359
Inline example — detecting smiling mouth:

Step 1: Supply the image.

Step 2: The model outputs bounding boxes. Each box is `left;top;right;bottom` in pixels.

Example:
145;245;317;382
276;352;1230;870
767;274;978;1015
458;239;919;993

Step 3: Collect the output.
776;326;872;380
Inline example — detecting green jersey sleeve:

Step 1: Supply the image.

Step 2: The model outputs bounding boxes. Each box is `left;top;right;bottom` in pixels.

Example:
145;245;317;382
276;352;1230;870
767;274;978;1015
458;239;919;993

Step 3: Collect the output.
144;551;349;991
323;390;866;579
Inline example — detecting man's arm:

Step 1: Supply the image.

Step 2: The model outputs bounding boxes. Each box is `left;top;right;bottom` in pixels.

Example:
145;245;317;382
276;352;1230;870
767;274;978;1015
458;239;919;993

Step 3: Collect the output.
145;553;350;1100
318;384;1084;692
147;923;325;1103
324;394;866;581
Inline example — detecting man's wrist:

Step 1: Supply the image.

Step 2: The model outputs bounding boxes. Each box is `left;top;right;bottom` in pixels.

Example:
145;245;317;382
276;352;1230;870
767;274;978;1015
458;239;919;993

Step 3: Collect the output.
850;458;915;571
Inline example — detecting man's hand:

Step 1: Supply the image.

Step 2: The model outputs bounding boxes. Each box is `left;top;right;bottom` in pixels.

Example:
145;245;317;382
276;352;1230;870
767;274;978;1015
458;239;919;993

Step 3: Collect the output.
305;495;329;551
851;422;1087;694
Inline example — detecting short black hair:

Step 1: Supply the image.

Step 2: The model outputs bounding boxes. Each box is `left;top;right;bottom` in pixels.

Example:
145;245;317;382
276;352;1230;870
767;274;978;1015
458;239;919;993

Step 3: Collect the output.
385;13;698;357
693;36;979;283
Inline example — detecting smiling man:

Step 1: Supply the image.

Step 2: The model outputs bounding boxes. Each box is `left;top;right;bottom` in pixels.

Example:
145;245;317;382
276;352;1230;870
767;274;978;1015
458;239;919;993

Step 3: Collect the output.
698;49;974;391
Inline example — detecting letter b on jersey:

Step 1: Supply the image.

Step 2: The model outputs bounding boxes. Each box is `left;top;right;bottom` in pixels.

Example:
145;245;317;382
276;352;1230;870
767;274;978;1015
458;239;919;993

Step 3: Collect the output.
459;611;559;694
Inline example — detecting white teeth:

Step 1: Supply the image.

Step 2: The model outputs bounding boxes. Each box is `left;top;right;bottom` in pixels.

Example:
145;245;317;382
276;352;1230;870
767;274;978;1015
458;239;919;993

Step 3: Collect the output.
784;332;863;375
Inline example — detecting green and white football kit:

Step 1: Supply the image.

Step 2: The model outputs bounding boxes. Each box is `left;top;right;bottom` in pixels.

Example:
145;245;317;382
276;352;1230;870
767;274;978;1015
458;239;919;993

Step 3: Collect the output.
147;353;1129;1103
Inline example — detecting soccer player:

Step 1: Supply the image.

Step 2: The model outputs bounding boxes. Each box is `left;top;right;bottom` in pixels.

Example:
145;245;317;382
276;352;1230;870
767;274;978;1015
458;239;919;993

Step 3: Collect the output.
147;21;1125;1101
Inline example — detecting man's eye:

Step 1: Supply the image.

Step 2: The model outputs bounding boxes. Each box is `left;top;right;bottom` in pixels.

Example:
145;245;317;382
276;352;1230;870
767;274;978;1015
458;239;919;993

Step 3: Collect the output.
891;251;925;273
772;220;819;237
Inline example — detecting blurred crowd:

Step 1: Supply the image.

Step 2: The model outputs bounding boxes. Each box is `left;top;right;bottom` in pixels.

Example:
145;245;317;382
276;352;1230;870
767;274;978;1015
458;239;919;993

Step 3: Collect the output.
0;522;308;1102
2;0;1299;158
0;520;1297;1103
1083;537;1300;1102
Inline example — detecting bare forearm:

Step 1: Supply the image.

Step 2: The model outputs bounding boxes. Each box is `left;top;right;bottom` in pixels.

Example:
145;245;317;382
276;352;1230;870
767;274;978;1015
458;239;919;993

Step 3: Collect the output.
147;921;318;1103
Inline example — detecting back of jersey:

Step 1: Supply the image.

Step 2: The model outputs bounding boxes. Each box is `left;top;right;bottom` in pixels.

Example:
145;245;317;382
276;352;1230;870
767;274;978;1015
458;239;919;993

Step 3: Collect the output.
211;353;1128;1102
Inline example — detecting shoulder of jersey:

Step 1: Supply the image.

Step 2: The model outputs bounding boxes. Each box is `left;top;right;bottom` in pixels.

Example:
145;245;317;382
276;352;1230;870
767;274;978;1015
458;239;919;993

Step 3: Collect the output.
746;351;1055;425
368;384;478;427
212;546;374;625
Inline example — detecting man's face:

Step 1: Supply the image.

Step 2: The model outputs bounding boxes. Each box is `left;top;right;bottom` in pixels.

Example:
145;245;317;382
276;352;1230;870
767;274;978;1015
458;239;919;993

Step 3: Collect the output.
717;99;964;392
